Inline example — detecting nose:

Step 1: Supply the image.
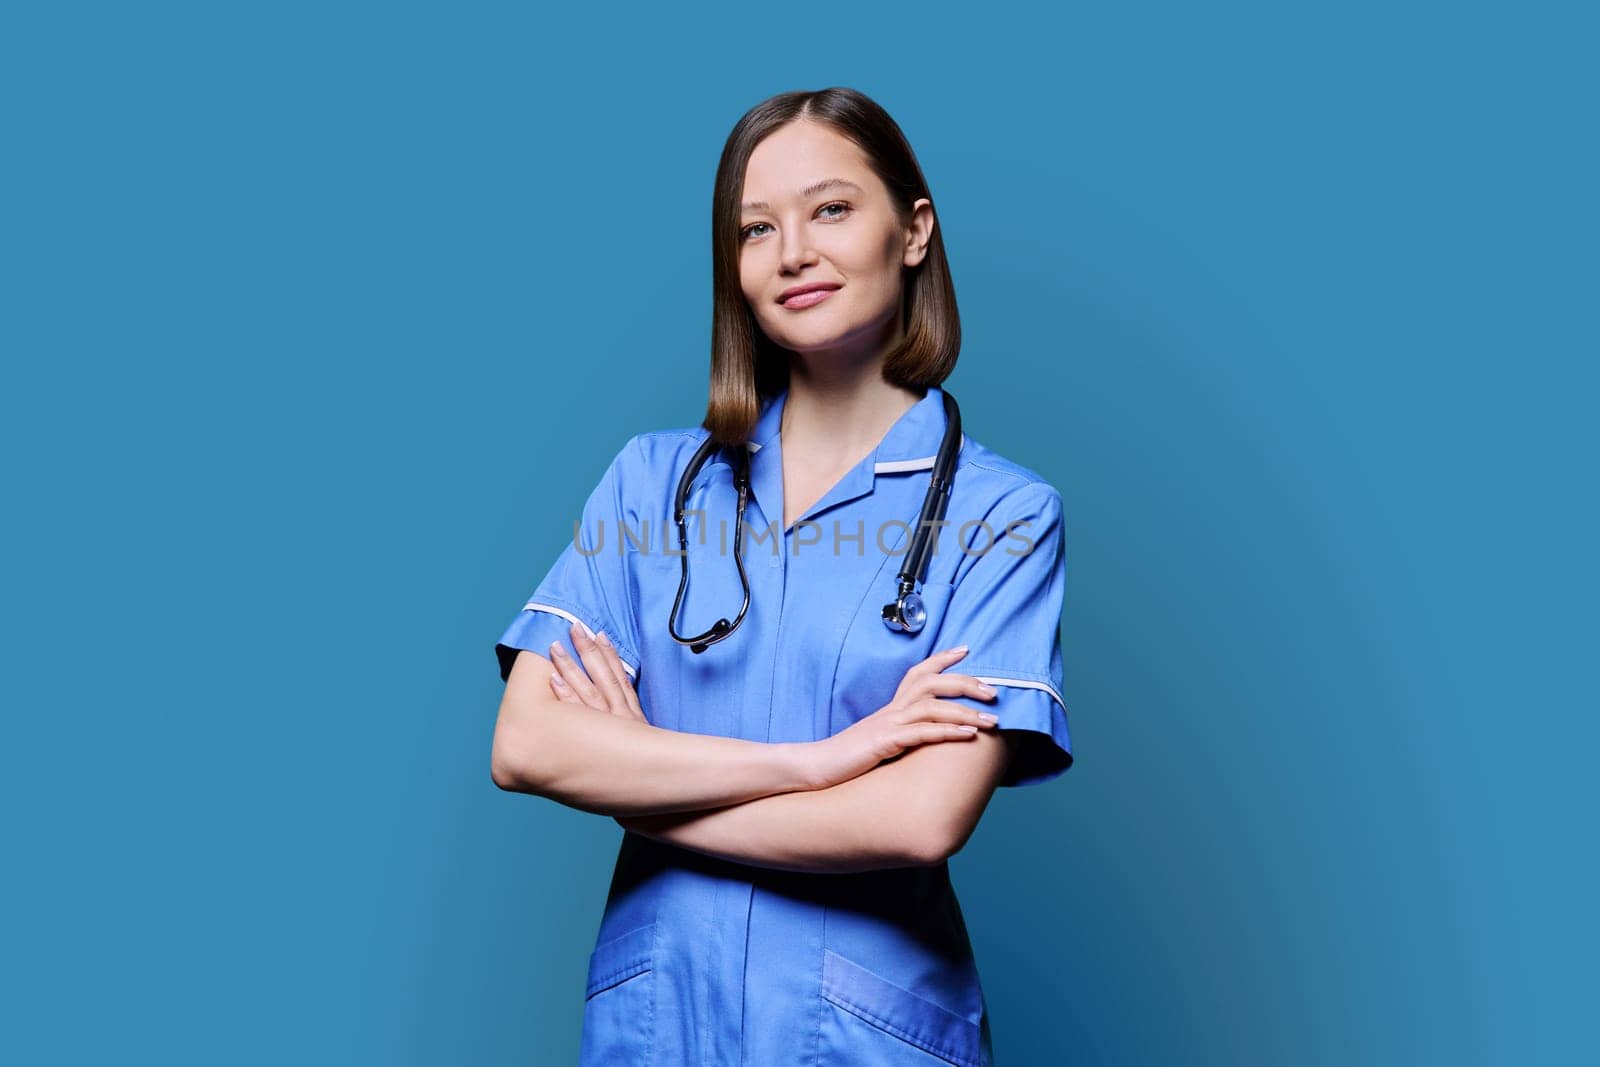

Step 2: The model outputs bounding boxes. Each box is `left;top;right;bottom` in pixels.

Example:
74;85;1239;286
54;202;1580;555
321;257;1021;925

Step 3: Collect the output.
778;226;817;274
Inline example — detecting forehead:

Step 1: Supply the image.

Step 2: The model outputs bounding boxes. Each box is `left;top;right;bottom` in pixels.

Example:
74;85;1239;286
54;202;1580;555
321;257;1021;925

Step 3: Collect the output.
741;122;875;203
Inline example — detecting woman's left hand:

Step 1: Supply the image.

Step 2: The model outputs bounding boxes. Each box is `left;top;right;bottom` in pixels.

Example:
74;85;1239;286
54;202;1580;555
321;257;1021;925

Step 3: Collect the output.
547;623;649;725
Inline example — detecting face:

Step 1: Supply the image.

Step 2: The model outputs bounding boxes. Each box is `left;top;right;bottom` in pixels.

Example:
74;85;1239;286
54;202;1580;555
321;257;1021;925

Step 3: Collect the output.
738;120;933;368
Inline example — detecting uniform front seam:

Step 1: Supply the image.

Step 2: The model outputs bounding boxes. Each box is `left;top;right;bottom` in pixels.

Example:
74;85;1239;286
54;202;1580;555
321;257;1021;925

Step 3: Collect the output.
812;905;829;1067
738;885;755;1065
646;919;661;1065
700;900;717;1067
644;950;656;1065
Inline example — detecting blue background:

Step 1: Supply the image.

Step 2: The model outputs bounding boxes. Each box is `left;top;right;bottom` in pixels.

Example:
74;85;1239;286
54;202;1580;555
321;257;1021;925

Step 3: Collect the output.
4;1;1593;1063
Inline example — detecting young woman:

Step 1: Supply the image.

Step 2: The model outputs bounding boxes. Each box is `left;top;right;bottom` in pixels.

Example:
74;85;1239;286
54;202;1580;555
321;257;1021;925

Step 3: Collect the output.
491;87;1072;1066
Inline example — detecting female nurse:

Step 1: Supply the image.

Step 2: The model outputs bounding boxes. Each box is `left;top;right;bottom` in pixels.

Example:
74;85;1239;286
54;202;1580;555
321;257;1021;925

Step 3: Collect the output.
490;86;1072;1066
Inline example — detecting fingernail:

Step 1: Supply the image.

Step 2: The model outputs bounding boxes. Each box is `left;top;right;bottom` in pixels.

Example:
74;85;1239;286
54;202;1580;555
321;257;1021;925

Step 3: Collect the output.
959;724;978;733
550;673;568;690
948;645;969;655
979;712;999;724
595;631;612;648
549;641;567;659
978;683;997;696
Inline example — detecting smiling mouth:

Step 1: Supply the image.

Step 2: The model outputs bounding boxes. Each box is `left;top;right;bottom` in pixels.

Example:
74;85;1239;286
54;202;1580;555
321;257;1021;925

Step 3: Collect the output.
780;287;840;309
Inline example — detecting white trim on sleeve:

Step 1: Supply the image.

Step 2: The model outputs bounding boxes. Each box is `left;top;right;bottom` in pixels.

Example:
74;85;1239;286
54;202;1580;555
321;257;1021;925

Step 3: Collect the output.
521;601;638;679
971;674;1065;711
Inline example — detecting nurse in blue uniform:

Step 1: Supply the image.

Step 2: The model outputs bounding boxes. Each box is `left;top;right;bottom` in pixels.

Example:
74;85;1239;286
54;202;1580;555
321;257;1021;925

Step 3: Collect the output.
490;87;1072;1066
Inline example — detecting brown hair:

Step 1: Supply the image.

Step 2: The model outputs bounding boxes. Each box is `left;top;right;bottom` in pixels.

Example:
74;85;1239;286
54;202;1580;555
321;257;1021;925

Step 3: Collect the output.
702;87;961;445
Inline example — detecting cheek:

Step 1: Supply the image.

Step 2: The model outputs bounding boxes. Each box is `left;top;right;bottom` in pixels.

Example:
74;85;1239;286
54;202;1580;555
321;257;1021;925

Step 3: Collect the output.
834;232;903;288
873;227;904;273
739;252;769;306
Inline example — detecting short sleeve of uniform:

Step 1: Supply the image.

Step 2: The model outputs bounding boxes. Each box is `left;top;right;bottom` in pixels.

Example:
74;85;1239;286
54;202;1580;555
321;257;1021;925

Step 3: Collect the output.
494;437;644;686
936;484;1072;787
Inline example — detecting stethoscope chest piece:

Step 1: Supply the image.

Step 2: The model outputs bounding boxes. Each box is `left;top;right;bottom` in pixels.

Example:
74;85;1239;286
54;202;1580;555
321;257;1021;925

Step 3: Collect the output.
881;589;927;634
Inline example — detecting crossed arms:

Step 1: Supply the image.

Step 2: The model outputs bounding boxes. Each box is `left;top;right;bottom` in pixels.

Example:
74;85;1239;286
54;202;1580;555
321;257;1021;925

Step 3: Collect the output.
490;626;1016;875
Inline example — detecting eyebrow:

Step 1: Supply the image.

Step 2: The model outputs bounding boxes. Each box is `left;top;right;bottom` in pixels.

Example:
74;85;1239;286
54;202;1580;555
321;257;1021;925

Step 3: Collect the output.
741;178;864;213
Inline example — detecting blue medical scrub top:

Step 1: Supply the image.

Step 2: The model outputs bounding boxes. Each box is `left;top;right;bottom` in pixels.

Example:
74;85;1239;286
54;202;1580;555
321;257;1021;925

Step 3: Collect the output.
495;385;1072;1066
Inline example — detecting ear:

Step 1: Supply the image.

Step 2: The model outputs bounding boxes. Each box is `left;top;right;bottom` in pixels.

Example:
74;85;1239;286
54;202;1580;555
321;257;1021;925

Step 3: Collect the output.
902;198;935;268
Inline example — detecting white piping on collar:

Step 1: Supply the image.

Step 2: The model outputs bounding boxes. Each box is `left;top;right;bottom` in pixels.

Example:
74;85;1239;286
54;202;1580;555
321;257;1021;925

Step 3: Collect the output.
875;455;935;473
746;434;967;473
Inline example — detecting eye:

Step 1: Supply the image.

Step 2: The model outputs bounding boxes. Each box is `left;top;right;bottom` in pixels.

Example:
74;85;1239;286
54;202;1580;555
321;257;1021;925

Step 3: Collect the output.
738;202;853;243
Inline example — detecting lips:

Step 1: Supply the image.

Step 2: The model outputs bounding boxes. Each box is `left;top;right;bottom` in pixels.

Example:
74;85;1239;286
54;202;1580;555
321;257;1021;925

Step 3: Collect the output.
778;282;841;307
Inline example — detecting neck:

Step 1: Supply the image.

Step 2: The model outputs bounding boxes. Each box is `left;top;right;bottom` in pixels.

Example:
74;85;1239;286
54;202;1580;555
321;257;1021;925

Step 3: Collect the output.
775;302;924;460
779;364;924;463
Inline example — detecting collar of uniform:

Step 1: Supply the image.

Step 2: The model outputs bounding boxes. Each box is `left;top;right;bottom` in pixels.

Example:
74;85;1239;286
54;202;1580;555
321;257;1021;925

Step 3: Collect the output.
745;385;961;529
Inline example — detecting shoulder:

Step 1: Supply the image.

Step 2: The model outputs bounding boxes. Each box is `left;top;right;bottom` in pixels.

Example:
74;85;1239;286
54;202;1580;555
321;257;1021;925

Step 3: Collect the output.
953;433;1064;517
595;427;714;479
608;428;734;514
629;426;715;464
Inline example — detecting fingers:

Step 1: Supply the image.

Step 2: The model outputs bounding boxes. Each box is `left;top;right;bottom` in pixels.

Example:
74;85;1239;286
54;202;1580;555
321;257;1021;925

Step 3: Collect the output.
894;646;969;704
548;639;607;711
548;669;582;704
570;624;631;709
897;650;998;709
905;696;1000;729
547;624;644;721
893;694;1007;750
896;722;985;749
593;631;648;723
905;645;969;680
919;673;999;703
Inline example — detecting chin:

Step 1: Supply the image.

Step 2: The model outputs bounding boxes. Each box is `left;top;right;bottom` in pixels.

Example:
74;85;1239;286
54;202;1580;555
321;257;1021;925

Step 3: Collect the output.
768;312;865;344
776;330;863;356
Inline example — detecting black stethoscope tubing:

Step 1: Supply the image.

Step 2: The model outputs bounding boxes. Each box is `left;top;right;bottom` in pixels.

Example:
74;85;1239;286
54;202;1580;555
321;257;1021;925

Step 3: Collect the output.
668;390;962;654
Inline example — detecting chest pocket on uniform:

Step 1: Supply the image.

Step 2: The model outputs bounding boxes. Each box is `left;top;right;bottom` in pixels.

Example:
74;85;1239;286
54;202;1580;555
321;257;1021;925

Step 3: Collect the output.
830;580;957;730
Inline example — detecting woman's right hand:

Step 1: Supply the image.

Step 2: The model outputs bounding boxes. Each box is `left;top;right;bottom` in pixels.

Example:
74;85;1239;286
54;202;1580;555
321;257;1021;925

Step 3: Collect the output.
804;646;1000;790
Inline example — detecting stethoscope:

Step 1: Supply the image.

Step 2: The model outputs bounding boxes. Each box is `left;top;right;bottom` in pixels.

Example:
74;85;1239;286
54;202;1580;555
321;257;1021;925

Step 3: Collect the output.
668;390;962;653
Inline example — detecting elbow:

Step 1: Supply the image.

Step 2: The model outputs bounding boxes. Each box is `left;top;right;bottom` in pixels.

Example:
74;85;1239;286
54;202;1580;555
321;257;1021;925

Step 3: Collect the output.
490;743;524;792
907;810;982;866
904;822;960;867
490;737;527;792
490;719;548;794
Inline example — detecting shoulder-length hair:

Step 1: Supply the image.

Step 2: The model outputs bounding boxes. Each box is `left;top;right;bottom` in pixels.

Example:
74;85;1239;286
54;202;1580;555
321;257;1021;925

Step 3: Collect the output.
702;87;961;446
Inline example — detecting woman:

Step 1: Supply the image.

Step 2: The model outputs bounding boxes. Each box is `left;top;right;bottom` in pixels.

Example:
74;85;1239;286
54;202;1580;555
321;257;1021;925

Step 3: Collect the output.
491;87;1072;1066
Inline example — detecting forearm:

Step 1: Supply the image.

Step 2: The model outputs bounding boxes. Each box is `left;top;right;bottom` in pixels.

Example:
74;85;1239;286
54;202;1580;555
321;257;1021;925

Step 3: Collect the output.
495;697;814;818
617;757;937;874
